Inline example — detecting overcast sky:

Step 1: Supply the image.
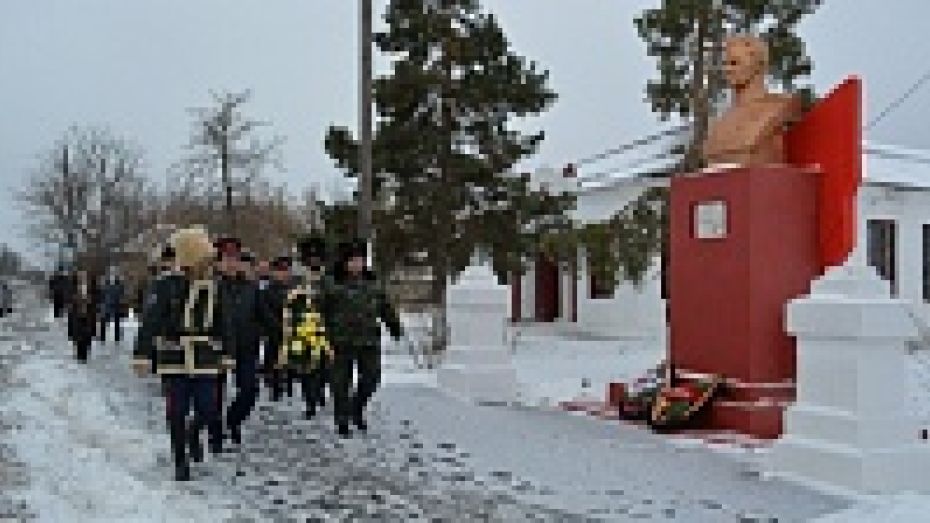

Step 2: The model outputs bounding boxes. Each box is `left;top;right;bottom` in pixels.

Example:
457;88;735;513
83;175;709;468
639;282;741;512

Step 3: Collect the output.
1;0;928;262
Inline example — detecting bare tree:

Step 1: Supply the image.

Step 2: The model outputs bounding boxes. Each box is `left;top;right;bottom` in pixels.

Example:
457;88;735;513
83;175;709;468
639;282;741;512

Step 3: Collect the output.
20;126;156;275
175;89;285;235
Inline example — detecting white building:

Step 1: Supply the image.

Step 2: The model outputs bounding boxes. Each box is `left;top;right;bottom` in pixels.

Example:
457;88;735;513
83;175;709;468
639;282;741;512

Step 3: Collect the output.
513;143;930;338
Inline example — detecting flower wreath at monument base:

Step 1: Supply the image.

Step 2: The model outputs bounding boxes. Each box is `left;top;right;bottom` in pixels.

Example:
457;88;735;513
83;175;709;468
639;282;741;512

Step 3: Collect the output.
618;361;723;432
617;361;668;421
647;373;723;432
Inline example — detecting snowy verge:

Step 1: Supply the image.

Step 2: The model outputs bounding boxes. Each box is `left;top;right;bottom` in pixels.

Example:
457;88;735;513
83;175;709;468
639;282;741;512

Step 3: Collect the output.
1;342;238;522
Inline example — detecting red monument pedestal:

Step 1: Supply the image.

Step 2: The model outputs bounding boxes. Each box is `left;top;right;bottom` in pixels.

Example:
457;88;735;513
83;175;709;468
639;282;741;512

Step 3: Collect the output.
670;165;820;439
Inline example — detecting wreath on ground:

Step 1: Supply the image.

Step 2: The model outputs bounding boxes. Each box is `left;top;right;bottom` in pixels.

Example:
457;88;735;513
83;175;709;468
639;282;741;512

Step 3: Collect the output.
618;361;668;421
647;372;722;432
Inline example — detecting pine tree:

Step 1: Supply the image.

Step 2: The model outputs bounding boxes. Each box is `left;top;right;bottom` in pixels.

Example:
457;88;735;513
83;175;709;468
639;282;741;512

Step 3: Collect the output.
325;0;570;310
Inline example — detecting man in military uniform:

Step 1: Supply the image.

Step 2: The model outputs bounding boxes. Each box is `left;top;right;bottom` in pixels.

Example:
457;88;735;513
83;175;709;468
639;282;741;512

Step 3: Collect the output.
221;246;263;445
322;239;403;437
132;227;229;481
258;256;293;402
298;235;334;417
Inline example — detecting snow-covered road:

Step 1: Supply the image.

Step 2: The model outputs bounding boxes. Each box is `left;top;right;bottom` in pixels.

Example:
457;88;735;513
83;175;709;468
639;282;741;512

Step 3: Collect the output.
0;284;585;521
0;282;883;522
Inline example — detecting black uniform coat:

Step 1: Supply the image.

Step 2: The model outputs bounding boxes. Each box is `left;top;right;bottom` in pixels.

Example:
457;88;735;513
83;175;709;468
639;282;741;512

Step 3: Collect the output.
133;273;228;375
217;276;262;360
258;278;290;368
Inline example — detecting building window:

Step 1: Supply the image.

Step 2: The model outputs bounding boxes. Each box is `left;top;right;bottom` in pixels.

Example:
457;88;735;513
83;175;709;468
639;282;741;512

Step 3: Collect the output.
924;225;930;302
867;219;897;297
589;270;614;299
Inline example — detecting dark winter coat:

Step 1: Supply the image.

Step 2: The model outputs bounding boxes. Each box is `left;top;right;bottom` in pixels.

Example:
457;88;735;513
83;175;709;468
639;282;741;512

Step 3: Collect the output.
67;283;98;343
217;275;262;359
258;279;290;367
100;278;125;318
320;272;402;349
133;273;229;375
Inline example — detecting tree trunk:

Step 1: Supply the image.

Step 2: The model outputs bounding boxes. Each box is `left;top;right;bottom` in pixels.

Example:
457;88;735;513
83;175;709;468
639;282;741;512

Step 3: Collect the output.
686;4;710;172
427;277;448;368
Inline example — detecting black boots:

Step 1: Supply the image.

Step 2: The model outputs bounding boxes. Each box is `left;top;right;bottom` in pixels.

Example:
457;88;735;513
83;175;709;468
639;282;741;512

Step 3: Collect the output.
352;396;367;432
175;463;191;482
169;419;190;481
353;414;367;432
187;423;203;463
227;420;242;445
337;422;350;438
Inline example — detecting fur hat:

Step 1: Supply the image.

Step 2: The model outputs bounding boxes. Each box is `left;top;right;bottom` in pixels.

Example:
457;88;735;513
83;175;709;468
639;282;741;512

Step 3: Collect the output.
338;238;367;260
295;235;327;264
169;227;215;270
271;256;292;271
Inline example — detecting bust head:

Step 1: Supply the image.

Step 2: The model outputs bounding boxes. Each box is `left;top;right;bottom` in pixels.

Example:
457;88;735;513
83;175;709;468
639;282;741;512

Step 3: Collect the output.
722;35;768;91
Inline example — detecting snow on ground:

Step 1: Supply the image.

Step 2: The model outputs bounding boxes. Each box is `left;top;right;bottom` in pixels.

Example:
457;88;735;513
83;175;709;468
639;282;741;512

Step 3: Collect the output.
4;284;930;521
1;314;242;520
511;333;663;407
0;287;592;521
811;493;930;522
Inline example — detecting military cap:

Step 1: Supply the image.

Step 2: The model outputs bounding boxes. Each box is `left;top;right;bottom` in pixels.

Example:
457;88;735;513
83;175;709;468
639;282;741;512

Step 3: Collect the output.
214;236;242;259
271;256;292;271
295;235;327;263
338;238;368;259
239;250;256;264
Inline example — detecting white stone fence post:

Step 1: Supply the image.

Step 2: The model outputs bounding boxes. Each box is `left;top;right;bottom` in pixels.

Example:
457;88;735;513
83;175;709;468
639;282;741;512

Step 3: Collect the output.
772;264;930;494
436;261;518;405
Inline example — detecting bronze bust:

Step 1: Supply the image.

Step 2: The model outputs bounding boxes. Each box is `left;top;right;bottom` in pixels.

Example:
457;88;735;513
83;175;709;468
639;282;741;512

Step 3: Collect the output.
701;35;801;167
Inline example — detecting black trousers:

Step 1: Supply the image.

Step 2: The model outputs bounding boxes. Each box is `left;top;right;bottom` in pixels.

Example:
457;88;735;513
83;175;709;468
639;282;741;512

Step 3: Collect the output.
166;376;221;469
74;338;91;362
263;338;293;400
301;354;330;409
189;371;226;442
99;313;122;342
330;346;380;425
227;352;259;429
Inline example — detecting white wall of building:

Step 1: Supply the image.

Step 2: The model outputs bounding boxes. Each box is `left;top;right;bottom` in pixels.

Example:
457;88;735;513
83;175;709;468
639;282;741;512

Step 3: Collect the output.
855;183;930;323
520;151;930;337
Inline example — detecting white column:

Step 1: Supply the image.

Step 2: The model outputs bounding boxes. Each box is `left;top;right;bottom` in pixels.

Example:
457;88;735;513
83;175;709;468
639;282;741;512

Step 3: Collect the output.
771;263;930;494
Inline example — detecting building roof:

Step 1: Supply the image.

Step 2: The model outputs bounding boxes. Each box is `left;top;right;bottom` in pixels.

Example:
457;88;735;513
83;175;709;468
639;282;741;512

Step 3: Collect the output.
863;142;930;189
566;141;930;193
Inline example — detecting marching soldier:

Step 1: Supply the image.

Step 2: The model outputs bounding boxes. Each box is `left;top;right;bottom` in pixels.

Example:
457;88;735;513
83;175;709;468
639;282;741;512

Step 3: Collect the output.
219;244;263;445
296;236;331;414
278;235;331;419
185;237;240;458
257;256;292;402
322;239;403;437
132;227;230;481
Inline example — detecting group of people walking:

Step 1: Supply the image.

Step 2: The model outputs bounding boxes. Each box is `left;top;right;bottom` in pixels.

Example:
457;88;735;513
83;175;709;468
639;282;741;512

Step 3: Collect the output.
49;267;126;362
128;227;403;481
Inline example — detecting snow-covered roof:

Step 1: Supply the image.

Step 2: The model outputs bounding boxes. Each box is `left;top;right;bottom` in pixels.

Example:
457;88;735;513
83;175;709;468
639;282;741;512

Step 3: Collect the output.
864;142;930;189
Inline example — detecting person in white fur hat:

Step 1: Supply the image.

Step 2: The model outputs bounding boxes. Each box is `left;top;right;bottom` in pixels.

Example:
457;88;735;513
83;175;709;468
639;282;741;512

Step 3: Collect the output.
132;226;232;481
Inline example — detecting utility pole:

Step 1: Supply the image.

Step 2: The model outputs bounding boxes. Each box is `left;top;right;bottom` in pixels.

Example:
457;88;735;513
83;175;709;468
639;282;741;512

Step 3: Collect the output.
359;0;374;264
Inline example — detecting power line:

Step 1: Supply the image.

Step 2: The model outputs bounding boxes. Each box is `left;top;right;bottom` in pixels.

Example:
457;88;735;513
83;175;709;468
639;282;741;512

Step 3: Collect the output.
865;66;930;131
571;124;691;168
580;149;683;184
